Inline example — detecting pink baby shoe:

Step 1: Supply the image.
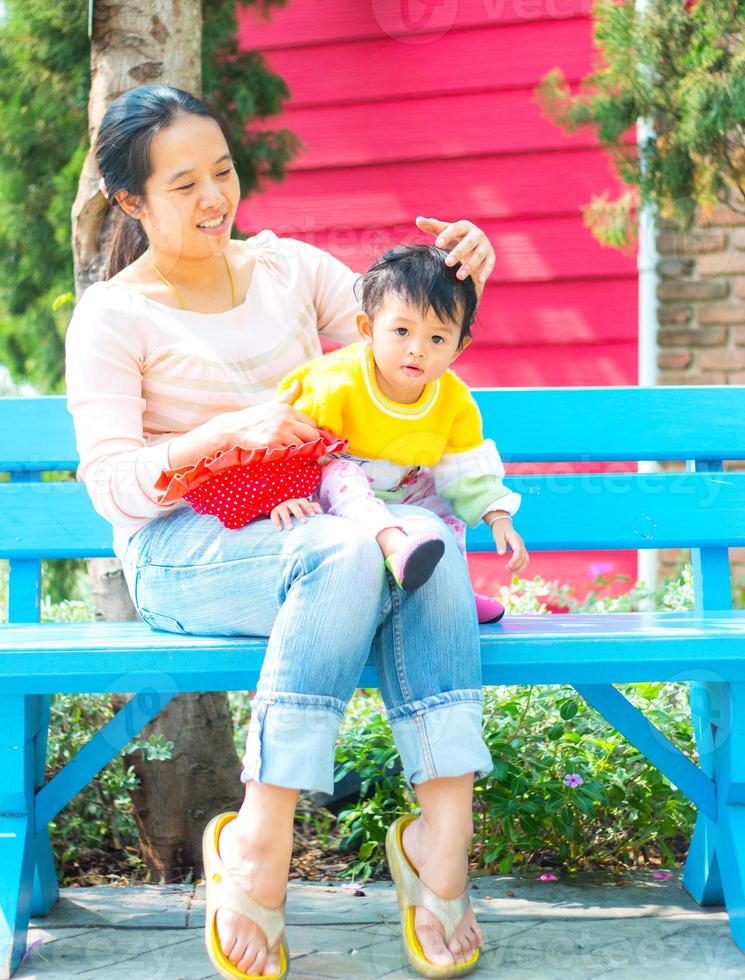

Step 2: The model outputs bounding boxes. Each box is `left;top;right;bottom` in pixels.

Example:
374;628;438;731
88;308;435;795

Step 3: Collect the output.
475;593;506;624
384;534;445;592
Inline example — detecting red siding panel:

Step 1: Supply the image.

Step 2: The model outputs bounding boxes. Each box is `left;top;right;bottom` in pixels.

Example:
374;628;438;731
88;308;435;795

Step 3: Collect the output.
238;1;593;49
456;341;637;387
259;19;593;107
252;89;631;170
240;148;626;231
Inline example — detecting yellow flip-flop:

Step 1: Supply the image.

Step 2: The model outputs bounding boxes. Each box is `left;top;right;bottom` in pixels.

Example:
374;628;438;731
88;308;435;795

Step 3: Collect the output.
385;813;480;978
203;812;290;979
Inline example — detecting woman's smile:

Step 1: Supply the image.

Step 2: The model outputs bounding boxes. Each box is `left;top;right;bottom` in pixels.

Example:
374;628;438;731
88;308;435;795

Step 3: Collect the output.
196;212;230;236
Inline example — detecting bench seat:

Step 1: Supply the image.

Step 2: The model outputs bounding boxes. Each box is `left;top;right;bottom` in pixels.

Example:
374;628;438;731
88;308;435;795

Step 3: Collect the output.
1;612;745;693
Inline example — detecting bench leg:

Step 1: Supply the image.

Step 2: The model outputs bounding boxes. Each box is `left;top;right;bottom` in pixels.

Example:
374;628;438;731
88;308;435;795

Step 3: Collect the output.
683;681;745;950
683;680;724;906
30;696;58;917
0;696;41;979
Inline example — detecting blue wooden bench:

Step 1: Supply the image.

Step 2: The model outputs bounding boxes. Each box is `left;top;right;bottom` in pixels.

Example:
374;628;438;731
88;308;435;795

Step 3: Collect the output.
2;387;745;976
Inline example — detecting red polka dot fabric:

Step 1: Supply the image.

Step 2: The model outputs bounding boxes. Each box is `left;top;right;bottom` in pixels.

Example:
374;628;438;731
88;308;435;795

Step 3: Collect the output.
154;433;347;530
185;456;324;529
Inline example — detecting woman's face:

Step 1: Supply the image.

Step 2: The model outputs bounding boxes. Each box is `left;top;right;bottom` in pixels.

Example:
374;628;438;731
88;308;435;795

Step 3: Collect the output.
135;113;240;259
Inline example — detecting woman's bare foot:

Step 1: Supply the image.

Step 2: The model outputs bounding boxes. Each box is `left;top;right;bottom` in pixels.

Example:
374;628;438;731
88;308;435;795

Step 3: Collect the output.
401;815;483;967
214;812;292;975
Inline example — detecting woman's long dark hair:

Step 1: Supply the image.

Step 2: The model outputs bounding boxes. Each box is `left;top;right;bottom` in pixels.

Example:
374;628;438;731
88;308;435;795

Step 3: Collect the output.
95;85;231;278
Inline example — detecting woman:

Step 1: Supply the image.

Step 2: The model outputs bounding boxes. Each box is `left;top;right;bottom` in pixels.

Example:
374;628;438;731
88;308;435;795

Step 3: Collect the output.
65;84;496;979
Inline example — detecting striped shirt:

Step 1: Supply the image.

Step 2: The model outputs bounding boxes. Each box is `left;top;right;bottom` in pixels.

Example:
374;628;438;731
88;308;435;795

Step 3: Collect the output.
64;229;360;562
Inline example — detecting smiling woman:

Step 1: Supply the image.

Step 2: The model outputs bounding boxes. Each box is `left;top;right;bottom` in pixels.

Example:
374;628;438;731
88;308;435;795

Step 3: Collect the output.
65;82;501;980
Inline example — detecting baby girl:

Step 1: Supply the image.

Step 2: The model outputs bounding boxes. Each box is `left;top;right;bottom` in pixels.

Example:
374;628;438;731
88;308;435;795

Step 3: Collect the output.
271;244;529;622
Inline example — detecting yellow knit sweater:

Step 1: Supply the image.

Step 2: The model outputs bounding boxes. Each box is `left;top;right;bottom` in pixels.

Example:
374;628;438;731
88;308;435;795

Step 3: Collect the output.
275;342;520;527
276;341;483;465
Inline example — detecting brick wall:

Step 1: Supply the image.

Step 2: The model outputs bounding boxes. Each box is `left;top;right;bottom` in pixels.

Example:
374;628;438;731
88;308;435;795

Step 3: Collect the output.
655;196;745;588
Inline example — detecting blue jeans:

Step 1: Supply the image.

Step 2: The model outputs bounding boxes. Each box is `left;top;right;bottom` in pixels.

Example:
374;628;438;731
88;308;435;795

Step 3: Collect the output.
120;504;493;795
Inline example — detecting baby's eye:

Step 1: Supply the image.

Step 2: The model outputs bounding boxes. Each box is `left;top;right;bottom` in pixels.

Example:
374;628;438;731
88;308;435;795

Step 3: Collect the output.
394;327;408;336
431;336;445;345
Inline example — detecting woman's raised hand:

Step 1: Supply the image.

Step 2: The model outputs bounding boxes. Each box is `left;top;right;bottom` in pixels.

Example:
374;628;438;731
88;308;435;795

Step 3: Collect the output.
415;216;495;294
212;379;321;451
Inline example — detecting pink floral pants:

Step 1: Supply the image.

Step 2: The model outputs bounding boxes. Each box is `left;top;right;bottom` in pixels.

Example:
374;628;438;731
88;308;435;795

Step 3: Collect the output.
317;458;467;556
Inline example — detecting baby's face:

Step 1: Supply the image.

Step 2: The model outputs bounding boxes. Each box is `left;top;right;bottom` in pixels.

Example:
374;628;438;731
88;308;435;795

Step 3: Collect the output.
362;294;468;397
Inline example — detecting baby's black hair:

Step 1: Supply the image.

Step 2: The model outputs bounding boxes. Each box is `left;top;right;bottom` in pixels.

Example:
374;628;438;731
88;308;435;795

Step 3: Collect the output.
357;244;478;349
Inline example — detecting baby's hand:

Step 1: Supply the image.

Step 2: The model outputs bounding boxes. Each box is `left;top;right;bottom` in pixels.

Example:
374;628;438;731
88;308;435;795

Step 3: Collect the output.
490;517;529;574
270;497;322;531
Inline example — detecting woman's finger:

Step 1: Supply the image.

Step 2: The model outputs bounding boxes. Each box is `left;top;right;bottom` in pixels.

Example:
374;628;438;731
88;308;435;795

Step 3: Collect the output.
444;230;480;268
435;219;471;249
479;252;496;285
415;215;448;236
454;242;490;281
285;421;322;445
289;407;320;430
270;507;284;531
274;379;300;405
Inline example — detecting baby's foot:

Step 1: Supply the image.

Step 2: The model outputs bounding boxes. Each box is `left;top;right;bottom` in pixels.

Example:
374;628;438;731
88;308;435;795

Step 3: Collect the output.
380;530;445;591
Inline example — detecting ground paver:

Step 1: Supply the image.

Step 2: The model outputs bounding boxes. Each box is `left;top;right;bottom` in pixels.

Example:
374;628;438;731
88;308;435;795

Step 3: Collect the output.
13;872;740;979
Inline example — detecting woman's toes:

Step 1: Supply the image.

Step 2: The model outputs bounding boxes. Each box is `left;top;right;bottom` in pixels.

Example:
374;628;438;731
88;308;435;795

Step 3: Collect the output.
418;921;455;966
448;936;463;961
228;938;248;966
238;944;265;973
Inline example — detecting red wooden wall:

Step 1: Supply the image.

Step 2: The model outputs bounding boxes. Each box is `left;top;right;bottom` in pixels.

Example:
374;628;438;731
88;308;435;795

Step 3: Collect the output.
236;1;639;601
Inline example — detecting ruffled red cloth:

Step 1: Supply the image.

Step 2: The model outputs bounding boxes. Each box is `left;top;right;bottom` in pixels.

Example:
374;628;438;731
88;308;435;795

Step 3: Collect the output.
155;433;347;530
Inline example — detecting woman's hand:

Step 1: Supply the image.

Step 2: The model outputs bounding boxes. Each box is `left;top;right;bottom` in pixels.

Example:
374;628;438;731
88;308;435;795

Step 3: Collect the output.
416;217;495;295
270;497;322;531
211;380;320;452
489;516;530;574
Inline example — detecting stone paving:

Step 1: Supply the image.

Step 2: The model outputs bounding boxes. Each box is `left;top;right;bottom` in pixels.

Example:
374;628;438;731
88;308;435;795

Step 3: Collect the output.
14;871;745;979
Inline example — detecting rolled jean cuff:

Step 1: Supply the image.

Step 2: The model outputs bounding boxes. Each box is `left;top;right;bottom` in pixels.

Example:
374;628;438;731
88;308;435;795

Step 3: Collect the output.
240;693;346;796
387;691;494;789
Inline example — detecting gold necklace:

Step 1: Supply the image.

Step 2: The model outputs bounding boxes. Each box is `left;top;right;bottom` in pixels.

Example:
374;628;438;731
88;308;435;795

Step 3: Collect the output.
147;248;237;310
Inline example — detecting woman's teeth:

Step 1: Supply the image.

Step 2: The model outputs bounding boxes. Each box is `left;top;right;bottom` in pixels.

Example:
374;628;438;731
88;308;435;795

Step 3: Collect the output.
198;214;225;228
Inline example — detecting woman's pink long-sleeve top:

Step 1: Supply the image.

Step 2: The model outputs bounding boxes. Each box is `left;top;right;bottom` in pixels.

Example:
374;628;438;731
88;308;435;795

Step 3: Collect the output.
64;230;361;562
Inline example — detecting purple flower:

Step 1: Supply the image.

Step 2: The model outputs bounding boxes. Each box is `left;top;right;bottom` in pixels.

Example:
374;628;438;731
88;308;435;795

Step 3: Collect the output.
563;773;584;788
652;870;673;880
341;882;367;895
588;561;612;579
538;873;558;881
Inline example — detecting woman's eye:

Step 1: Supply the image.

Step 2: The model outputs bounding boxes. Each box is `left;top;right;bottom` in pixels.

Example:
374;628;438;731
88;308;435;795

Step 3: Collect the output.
175;168;231;192
394;327;408;336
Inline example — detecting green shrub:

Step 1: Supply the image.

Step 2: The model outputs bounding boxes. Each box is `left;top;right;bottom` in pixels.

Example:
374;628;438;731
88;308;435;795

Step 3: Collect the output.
331;567;699;880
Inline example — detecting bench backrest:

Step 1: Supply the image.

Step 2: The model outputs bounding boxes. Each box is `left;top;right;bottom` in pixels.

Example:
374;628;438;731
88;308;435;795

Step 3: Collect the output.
2;388;745;622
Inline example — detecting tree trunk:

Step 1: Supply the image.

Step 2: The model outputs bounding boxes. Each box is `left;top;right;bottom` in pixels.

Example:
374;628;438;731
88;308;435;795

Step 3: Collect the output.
73;2;241;882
